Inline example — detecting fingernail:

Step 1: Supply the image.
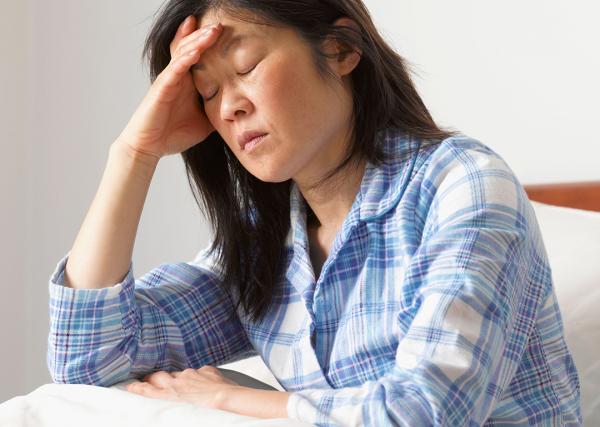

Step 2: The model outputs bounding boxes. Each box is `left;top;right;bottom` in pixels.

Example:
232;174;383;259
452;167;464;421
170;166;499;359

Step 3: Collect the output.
208;23;221;32
201;26;216;36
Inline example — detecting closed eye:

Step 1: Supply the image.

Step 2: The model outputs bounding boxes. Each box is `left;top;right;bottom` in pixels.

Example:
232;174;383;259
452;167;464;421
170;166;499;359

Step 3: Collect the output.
204;64;258;102
204;90;218;102
238;63;257;76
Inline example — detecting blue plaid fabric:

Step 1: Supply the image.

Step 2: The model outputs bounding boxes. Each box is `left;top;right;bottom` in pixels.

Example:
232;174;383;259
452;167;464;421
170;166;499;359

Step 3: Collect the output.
48;129;581;426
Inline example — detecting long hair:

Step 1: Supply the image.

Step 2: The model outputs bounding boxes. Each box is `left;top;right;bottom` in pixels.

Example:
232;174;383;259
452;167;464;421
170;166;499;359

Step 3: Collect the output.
142;0;459;322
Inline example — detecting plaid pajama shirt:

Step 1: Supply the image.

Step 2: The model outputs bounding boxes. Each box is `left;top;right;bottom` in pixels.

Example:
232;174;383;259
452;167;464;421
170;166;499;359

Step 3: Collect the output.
48;128;581;426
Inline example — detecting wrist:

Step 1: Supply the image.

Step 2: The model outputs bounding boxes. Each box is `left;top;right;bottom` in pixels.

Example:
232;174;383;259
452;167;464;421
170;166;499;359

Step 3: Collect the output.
213;385;243;412
110;140;160;171
214;386;291;419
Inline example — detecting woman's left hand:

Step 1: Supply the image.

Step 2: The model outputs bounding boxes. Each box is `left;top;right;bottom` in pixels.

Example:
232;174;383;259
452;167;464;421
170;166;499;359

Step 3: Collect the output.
125;365;241;410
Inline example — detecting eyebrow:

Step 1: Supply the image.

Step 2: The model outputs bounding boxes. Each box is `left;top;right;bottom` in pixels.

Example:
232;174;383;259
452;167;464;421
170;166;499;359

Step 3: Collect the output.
191;33;257;72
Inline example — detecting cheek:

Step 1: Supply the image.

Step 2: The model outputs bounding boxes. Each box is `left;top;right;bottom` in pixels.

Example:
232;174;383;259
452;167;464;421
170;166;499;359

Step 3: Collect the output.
256;57;317;121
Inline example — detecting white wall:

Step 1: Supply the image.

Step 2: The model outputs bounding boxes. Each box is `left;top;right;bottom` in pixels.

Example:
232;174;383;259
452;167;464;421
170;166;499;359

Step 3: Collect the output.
365;0;600;183
0;0;598;402
0;0;29;403
0;0;211;402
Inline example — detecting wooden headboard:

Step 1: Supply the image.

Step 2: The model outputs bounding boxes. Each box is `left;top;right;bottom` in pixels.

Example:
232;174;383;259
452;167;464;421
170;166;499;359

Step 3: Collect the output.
524;181;600;212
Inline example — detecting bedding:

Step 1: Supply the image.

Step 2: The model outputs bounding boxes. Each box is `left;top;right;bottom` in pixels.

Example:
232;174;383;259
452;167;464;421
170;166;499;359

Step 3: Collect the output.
530;201;600;425
0;369;311;427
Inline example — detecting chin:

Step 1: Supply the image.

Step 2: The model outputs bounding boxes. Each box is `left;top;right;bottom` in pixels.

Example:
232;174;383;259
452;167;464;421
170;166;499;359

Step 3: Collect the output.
246;163;292;183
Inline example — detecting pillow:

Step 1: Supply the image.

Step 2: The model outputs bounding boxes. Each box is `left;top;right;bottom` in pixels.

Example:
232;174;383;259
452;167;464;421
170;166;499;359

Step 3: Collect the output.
530;201;600;424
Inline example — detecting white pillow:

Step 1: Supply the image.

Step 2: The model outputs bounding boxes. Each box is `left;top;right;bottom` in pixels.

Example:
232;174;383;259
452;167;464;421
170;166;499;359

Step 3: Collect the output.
530;201;600;424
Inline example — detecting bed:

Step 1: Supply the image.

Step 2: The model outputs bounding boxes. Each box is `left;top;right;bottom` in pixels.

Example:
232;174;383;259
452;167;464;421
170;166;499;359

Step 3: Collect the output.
1;182;598;426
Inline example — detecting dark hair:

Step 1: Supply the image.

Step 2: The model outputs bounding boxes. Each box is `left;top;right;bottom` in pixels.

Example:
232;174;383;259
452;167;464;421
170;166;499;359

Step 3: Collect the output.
142;0;459;322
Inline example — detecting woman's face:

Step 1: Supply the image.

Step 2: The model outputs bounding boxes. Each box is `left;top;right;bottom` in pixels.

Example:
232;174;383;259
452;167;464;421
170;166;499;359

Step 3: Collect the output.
193;9;358;185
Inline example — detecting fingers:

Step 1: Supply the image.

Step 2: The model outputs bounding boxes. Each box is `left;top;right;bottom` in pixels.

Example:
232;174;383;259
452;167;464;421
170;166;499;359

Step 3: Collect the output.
169;15;197;57
196;365;222;378
170;16;222;59
126;381;171;400
138;366;223;388
152;24;223;100
173;23;222;59
168;366;221;380
156;24;222;92
142;370;176;388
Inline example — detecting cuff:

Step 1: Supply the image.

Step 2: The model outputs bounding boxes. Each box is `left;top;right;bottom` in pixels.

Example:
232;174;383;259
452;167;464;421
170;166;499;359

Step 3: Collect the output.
48;252;138;334
286;390;326;426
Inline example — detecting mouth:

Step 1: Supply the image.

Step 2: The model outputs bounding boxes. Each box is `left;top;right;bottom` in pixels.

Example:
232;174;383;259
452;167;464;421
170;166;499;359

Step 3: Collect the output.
243;134;268;152
238;130;269;152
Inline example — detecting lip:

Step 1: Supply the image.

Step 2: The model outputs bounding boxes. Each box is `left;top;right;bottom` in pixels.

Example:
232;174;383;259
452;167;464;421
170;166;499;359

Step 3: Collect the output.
243;134;268;153
238;130;268;151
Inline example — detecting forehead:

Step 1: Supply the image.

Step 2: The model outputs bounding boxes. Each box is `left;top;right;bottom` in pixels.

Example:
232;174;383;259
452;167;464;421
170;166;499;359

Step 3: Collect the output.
197;8;255;29
191;10;270;70
190;32;260;72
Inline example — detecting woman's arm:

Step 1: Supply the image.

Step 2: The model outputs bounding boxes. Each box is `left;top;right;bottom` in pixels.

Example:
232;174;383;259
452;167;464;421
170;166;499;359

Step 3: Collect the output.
48;142;256;386
63;15;221;290
48;247;256;386
63;141;158;289
219;388;291;419
48;15;237;385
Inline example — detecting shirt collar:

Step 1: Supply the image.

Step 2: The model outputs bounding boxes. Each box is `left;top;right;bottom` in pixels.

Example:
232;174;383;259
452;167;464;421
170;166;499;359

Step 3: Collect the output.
288;127;422;249
359;128;423;221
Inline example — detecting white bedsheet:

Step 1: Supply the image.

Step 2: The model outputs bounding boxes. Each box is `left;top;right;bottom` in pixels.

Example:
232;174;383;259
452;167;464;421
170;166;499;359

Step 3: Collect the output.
0;379;311;427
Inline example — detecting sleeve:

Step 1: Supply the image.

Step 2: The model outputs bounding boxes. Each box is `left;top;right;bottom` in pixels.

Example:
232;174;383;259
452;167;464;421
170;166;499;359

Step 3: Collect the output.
286;139;552;426
47;245;256;386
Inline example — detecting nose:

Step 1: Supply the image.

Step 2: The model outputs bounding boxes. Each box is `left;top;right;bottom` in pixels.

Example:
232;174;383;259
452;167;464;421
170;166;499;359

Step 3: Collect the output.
219;85;253;121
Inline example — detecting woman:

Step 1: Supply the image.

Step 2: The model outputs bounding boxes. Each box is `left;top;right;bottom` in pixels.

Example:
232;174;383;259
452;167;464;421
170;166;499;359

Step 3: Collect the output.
47;0;581;425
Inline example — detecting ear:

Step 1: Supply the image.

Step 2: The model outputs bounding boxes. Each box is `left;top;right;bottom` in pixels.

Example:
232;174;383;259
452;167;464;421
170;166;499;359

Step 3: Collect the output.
323;17;362;77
